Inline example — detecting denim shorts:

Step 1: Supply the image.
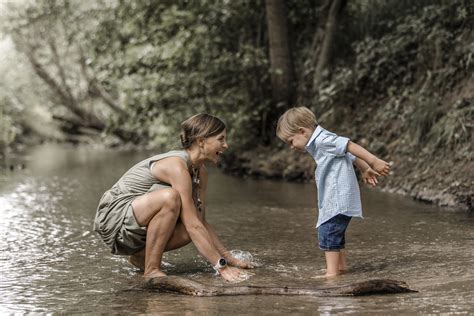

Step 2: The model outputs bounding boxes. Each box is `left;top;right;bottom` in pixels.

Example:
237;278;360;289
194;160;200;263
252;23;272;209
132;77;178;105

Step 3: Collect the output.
318;214;352;251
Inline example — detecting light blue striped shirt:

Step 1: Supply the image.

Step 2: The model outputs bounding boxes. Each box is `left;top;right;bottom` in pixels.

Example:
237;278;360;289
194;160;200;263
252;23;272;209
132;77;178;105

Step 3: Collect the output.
305;126;363;228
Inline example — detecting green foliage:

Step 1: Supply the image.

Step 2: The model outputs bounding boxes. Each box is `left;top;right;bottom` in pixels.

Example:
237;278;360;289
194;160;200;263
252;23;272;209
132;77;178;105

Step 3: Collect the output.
1;0;471;156
0;98;20;153
407;92;444;145
299;0;473;163
314;1;471;107
427;99;473;153
88;0;271;148
344;0;452;42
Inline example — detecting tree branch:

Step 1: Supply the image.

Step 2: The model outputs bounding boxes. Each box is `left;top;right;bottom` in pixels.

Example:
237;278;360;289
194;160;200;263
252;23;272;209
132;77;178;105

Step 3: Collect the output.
145;276;417;297
77;45;128;117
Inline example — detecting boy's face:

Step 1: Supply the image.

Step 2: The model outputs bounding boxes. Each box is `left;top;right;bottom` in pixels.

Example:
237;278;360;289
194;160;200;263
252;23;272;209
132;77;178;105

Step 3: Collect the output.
285;128;312;151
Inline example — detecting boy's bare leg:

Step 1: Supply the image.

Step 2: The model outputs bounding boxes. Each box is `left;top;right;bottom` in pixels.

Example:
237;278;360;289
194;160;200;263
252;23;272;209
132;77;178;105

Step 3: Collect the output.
325;251;341;277
339;249;347;272
131;188;182;278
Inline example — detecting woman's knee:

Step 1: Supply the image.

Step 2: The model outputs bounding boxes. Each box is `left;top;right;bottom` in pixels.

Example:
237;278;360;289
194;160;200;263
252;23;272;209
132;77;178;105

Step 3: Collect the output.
161;188;181;212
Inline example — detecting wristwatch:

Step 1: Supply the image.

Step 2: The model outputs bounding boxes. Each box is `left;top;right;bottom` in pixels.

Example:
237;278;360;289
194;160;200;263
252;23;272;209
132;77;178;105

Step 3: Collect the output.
213;258;227;271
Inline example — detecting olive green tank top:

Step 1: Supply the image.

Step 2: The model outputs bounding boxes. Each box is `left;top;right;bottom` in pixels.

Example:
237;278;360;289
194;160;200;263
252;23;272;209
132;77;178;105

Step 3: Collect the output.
93;150;194;249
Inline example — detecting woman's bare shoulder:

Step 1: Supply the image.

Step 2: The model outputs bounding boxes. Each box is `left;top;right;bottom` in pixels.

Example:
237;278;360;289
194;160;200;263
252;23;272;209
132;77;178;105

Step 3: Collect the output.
152;156;190;180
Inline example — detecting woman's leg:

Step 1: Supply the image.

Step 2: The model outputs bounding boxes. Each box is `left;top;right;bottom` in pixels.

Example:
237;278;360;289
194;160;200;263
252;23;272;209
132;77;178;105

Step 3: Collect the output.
164;221;191;251
130;221;191;271
131;188;182;277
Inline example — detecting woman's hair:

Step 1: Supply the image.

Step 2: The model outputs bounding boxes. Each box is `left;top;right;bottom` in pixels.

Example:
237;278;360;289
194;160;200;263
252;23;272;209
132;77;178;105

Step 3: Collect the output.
276;106;317;141
180;113;226;149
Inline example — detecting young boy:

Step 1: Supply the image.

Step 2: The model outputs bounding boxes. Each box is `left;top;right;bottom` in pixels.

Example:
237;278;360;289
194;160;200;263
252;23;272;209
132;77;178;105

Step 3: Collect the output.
276;107;390;278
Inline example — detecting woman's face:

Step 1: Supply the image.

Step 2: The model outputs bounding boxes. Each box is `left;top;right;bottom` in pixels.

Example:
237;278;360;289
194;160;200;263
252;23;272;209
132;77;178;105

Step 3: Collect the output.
202;129;228;164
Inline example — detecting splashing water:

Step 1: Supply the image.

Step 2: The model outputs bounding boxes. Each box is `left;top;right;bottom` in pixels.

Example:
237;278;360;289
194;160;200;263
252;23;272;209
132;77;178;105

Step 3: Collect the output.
230;249;263;267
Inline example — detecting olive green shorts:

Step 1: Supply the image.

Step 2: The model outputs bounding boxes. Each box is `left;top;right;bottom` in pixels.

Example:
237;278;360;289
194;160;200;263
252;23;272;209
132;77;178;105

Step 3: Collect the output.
113;183;171;255
113;204;147;255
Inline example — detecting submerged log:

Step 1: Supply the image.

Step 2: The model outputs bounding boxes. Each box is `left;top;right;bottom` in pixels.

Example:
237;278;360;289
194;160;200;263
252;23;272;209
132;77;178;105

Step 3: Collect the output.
145;276;417;297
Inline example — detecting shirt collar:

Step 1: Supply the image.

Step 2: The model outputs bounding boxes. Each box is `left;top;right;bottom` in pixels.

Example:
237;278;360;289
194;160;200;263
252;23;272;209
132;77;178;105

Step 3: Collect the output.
305;125;323;149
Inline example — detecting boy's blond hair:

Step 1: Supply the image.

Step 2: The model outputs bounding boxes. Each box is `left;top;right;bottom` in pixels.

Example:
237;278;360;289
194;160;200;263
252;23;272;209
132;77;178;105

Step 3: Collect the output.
276;106;318;141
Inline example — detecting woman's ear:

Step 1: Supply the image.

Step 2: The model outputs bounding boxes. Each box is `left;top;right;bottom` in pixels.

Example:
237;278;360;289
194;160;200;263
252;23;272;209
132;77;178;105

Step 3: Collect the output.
197;137;205;147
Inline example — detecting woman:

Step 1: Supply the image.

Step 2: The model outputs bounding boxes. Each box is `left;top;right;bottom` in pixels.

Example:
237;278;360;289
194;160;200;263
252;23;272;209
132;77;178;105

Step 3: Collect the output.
94;113;253;282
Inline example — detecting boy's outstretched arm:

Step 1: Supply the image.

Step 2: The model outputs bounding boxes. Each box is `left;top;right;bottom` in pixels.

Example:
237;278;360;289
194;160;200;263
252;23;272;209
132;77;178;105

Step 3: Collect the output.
347;141;391;176
353;158;379;187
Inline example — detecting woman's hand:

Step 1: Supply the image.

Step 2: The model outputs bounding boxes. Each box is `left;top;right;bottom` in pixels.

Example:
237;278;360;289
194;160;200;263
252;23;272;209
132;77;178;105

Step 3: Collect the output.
228;257;256;269
219;266;253;283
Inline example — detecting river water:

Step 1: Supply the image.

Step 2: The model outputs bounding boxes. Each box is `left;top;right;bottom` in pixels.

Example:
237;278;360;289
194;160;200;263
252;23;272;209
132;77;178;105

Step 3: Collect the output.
0;144;472;314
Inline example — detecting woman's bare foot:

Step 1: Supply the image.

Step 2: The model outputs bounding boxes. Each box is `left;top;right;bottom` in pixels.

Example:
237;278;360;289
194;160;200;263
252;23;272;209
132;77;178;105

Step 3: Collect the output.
144;270;167;279
129;254;145;271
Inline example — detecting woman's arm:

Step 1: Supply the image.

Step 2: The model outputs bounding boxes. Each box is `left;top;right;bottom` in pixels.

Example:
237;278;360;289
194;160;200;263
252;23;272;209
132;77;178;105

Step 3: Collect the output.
202;219;255;269
152;158;248;281
162;160;220;263
198;166;254;269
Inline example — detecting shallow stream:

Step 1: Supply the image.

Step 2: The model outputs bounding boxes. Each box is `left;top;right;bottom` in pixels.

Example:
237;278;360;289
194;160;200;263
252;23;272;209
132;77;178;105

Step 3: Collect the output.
0;144;472;314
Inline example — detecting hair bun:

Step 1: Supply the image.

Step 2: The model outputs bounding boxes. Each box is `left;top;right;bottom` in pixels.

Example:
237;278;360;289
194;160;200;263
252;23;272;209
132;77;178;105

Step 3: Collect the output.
180;133;190;148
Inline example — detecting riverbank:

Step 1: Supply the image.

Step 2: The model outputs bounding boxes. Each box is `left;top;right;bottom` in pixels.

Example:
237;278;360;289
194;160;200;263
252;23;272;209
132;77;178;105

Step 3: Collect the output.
220;76;473;212
3;133;471;213
220;143;473;213
220;89;473;213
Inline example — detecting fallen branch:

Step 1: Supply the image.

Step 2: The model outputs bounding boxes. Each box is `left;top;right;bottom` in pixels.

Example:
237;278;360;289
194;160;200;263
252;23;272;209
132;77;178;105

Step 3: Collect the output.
145;276;417;297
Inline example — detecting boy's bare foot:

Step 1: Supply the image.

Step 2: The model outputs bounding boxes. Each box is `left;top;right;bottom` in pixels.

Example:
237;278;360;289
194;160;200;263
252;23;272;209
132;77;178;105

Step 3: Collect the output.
129;255;145;271
311;272;341;279
325;273;339;278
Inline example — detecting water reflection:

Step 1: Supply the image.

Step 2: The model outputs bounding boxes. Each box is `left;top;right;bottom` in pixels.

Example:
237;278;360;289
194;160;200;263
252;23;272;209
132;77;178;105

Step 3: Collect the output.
0;144;472;314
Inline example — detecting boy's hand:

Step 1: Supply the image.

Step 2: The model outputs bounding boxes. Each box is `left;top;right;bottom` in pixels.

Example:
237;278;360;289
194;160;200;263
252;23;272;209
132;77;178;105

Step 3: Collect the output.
362;167;380;187
372;158;391;176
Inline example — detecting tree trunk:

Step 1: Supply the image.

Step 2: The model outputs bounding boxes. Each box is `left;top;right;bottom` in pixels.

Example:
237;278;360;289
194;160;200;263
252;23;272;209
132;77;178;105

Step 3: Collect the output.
313;0;347;90
145;276;417;297
265;0;295;107
24;47;106;131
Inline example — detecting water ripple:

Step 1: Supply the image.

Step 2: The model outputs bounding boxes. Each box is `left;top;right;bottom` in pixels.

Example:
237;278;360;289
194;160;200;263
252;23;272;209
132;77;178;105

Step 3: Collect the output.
0;145;473;314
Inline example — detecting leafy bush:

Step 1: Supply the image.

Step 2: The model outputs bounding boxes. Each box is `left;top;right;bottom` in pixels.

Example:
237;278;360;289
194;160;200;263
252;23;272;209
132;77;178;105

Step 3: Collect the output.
0;99;20;154
89;0;271;148
315;1;471;109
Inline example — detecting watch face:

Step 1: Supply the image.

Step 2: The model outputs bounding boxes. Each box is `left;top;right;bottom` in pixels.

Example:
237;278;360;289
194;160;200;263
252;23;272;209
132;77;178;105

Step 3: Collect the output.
219;258;227;266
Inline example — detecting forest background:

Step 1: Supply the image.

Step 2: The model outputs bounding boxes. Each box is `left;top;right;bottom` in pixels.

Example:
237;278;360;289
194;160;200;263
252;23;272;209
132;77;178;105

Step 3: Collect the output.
0;0;472;211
